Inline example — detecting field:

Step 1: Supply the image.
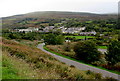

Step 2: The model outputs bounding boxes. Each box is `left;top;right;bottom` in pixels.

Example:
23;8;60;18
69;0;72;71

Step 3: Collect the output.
65;36;95;39
97;46;107;49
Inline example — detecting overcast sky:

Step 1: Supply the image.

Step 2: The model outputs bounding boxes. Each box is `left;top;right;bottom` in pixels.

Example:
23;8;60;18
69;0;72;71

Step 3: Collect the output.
0;0;119;17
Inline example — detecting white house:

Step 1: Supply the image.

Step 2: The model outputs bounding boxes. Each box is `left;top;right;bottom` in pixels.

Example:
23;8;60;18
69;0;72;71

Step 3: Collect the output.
18;29;32;32
61;27;86;34
28;27;39;31
80;31;97;35
43;26;55;32
17;27;39;33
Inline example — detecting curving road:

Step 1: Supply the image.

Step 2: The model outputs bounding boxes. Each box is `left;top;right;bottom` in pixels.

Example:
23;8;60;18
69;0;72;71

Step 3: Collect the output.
37;43;119;80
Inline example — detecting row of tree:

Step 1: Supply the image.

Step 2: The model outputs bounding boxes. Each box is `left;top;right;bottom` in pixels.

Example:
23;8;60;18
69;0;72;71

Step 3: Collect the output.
2;30;65;44
2;30;43;41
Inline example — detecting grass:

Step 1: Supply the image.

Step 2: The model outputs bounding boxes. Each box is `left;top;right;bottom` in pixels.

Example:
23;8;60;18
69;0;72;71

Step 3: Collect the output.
1;38;100;79
44;46;77;62
97;46;107;49
65;36;94;39
16;39;42;47
44;46;120;75
2;51;39;79
46;44;75;58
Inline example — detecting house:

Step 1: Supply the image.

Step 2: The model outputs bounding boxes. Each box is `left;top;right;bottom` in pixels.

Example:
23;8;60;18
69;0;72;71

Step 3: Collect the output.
28;27;39;31
43;26;55;32
16;27;39;33
18;29;33;33
65;40;71;42
80;31;96;35
61;27;86;34
100;34;104;36
13;26;86;34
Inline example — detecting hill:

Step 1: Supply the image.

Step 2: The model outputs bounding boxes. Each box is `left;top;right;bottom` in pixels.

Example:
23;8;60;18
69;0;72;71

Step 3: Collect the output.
2;11;117;19
2;11;117;29
1;38;107;79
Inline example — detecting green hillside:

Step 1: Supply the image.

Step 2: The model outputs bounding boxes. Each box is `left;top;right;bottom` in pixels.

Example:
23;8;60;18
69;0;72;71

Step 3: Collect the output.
2;11;117;29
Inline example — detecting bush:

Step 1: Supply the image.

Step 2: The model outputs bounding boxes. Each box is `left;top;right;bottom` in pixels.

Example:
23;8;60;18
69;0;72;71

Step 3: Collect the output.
94;73;102;79
86;70;94;75
75;74;83;80
106;40;120;65
70;65;75;68
105;77;118;81
63;42;71;52
74;40;101;63
92;58;108;66
113;62;120;71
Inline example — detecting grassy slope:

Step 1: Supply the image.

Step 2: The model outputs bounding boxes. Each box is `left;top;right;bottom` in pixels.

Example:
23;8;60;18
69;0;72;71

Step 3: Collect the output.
2;51;40;79
1;38;100;79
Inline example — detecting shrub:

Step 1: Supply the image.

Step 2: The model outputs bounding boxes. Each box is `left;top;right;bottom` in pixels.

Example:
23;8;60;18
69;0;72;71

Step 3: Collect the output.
92;58;108;66
86;70;92;75
113;62;120;71
75;74;83;80
63;42;71;52
106;40;120;65
105;77;118;81
70;65;75;68
74;40;101;63
94;73;102;79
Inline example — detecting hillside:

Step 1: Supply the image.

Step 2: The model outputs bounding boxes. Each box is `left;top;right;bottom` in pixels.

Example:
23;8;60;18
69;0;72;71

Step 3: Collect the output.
2;11;117;29
1;38;107;79
2;11;117;19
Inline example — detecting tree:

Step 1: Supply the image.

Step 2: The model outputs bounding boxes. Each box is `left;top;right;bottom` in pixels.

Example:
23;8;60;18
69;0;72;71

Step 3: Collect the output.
106;40;120;65
22;32;36;41
56;35;65;45
44;33;64;45
53;29;62;35
74;40;101;63
118;32;120;41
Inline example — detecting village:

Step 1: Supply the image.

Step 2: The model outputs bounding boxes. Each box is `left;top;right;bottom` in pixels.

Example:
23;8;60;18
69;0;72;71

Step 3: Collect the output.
12;26;97;35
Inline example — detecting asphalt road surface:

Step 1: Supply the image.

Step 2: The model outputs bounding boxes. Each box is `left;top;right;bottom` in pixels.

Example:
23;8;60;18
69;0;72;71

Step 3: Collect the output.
37;43;119;80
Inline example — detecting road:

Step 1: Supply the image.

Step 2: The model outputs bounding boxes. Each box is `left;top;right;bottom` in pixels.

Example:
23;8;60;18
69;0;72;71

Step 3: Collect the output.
37;43;119;80
98;49;107;54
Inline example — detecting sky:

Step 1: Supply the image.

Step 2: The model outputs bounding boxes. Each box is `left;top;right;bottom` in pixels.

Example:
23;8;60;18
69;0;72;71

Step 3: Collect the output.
0;0;119;17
